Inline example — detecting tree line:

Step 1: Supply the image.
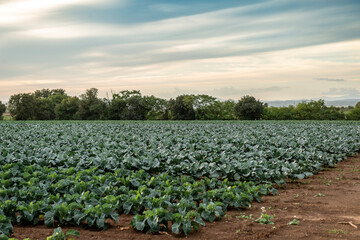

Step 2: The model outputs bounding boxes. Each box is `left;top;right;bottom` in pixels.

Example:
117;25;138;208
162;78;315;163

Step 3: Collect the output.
0;88;359;120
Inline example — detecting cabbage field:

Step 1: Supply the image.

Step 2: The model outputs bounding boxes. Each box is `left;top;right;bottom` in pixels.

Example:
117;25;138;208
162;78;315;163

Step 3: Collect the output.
0;121;359;237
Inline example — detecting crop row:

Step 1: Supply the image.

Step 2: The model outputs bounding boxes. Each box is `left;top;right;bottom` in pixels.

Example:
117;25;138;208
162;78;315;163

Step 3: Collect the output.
0;121;359;237
0;163;273;236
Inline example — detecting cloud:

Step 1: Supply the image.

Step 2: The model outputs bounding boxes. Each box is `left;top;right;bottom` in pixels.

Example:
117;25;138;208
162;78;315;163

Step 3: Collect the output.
211;86;286;97
322;88;359;96
153;86;286;100
149;4;185;13
0;0;116;25
18;24;123;39
1;0;360;101
315;78;346;82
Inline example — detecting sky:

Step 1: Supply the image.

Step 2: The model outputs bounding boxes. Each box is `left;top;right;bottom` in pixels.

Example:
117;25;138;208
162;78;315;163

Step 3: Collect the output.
0;0;360;102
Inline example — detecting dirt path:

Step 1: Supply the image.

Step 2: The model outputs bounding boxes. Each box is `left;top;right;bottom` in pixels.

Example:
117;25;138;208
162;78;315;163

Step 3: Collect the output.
13;155;360;240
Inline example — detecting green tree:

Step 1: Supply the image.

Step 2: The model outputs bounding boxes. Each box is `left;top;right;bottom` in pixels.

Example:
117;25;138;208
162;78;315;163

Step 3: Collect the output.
145;96;170;120
234;95;266;120
78;88;107;120
55;96;81;120
122;91;151;120
262;106;296;120
263;102;344;120
293;100;326;120
108;90;155;120
323;106;345;120
187;95;221;120
0;101;6;120
36;93;68;120
292;100;344;120
169;95;196;120
107;95;127;120
218;100;236;120
8;93;38;120
34;88;65;98
348;102;360;120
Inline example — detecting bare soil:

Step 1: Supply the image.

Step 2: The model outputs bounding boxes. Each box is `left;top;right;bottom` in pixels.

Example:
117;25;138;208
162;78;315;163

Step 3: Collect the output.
13;155;360;240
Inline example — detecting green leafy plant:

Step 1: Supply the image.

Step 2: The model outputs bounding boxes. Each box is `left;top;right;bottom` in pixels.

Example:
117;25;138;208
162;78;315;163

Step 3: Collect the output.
255;207;274;225
131;208;171;233
0;214;13;237
0;121;359;236
198;202;225;222
326;180;332;186
288;219;300;225
171;210;205;235
46;227;80;240
235;213;253;219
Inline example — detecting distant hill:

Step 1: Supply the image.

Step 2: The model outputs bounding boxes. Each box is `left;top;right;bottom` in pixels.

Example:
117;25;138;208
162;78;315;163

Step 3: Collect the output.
266;99;360;107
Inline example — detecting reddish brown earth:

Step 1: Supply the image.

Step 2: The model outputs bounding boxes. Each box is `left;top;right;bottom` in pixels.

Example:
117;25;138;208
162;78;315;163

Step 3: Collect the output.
13;155;360;240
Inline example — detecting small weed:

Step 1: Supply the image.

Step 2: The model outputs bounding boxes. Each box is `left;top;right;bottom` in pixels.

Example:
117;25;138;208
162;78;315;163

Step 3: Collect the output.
236;213;253;220
288;219;300;225
328;229;348;234
282;207;287;210
255;214;274;225
335;173;344;180
314;193;325;197
255;207;275;225
235;229;249;234
294;193;299;199
326;180;332;186
301;180;312;184
351;168;360;172
330;168;343;172
225;214;232;218
46;227;80;240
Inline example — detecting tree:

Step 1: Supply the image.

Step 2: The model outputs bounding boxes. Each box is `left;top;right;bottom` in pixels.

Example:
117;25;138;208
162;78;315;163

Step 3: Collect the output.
8;89;68;120
292;100;344;120
0;101;6;120
218;100;237;120
35;91;68;120
55;96;81;120
169;95;195;120
262;101;345;120
144;96;170;120
348;102;360;120
107;96;127;120
78;88;107;120
293;100;326;120
186;94;220;120
323;106;345;120
8;93;38;120
234;95;266;120
262;106;296;120
108;90;155;120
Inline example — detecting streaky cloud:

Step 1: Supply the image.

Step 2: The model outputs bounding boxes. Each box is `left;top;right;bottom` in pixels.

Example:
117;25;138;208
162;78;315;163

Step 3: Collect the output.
322;88;359;96
315;78;346;82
